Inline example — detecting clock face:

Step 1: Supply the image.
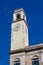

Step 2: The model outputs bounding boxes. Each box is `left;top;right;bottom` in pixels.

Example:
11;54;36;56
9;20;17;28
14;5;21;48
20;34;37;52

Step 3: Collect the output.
14;23;21;31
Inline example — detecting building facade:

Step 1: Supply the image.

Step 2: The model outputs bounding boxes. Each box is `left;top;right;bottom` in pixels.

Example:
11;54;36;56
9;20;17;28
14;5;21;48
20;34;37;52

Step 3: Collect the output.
10;8;43;65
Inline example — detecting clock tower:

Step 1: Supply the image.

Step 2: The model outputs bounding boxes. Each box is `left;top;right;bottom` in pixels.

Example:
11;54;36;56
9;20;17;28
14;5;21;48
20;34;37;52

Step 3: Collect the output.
11;8;29;50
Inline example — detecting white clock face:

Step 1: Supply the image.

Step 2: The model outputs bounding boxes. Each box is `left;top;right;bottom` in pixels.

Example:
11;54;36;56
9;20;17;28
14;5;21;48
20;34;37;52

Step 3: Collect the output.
14;23;21;31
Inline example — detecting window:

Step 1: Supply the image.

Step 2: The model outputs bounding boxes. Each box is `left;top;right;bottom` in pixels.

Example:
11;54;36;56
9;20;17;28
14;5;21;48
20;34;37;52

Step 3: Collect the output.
17;14;20;20
32;55;39;65
14;58;20;65
32;58;39;65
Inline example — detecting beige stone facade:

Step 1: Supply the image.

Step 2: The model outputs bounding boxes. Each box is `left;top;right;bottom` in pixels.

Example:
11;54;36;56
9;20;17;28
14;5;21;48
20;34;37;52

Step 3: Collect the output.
10;44;43;65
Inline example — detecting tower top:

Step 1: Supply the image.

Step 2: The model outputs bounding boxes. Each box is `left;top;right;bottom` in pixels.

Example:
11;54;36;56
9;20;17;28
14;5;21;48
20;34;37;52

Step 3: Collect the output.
14;8;25;13
13;8;27;22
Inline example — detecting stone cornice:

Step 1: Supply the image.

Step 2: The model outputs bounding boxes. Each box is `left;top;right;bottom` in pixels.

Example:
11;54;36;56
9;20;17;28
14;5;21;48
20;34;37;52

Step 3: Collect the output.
9;44;43;54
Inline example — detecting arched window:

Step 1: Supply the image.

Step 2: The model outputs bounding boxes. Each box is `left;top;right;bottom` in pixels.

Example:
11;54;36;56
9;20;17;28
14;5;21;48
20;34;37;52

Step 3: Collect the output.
32;55;39;65
17;14;20;20
14;58;20;65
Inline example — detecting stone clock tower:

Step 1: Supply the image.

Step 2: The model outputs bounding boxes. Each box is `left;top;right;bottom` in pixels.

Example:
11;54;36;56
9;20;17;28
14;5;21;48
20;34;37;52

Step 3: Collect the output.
10;8;43;65
11;8;29;50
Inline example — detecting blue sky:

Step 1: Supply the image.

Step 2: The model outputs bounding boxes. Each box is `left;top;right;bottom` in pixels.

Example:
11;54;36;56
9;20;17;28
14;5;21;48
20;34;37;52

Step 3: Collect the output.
0;0;43;65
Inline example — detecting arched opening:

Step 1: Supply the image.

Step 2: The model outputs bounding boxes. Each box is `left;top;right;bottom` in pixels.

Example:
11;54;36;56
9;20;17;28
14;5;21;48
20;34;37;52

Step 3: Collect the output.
17;14;20;20
32;55;39;65
14;58;20;65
